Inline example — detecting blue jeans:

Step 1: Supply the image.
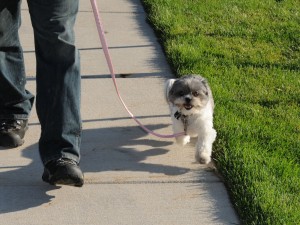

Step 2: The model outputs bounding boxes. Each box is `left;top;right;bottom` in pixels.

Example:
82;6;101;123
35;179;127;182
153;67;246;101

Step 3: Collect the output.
0;0;81;164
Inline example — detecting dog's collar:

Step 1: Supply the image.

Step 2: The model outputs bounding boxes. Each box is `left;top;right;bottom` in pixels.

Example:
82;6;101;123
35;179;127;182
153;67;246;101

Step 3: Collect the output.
174;111;188;119
174;111;188;135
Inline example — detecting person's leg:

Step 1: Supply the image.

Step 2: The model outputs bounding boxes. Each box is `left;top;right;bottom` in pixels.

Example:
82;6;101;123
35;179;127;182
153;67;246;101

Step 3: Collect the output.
27;0;83;186
0;0;34;147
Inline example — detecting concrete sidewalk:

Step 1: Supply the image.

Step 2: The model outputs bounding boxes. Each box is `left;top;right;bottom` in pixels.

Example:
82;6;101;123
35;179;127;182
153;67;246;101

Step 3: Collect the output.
0;0;239;224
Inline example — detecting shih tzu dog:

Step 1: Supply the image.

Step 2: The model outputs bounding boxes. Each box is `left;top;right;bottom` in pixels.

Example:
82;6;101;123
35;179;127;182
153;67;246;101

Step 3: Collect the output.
165;75;217;164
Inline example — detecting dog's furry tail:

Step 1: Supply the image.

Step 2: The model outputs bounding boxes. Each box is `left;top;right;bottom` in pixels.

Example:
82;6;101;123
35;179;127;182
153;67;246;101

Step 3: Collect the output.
165;79;176;103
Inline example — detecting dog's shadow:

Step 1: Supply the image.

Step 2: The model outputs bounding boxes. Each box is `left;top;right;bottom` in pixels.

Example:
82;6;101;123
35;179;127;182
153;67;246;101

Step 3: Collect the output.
0;124;189;214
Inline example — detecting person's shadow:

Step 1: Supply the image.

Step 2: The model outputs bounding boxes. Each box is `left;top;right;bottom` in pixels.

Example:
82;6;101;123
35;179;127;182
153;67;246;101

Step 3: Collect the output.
0;124;190;214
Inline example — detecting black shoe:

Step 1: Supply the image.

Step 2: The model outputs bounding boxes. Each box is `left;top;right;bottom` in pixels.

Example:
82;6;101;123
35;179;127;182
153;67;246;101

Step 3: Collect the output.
42;158;84;187
0;119;28;148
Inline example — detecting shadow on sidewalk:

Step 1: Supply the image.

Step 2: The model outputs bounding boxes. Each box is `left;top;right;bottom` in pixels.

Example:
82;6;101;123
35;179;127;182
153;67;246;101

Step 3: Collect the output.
80;124;190;176
0;142;59;214
0;124;188;214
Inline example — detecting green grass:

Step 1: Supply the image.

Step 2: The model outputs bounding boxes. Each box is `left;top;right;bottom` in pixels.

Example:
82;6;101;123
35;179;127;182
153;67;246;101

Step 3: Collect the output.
142;0;300;224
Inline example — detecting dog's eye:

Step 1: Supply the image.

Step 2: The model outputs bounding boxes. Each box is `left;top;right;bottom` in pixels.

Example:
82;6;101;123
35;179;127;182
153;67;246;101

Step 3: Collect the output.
192;91;199;97
178;91;185;96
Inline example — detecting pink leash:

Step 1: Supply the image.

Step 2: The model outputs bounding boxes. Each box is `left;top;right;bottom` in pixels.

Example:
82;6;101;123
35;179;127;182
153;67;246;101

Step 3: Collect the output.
90;0;185;138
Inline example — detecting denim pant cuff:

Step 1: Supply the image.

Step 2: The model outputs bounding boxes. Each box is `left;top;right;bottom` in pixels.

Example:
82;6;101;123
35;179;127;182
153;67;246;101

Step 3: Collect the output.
0;114;30;120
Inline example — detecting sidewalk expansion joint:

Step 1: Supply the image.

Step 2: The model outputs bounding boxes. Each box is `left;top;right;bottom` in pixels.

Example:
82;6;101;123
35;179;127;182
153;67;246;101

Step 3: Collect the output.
85;180;222;185
79;10;145;14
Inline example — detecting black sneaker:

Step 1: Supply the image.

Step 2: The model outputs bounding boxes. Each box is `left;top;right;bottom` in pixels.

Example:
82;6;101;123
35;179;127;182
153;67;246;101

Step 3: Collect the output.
0;119;28;148
42;158;84;187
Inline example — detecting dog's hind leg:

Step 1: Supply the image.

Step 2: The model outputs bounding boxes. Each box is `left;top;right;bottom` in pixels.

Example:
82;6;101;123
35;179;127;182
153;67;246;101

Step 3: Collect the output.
175;135;190;146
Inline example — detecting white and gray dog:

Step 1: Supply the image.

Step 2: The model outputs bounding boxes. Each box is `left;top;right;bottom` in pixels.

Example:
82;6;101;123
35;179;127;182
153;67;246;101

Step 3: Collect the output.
165;75;217;164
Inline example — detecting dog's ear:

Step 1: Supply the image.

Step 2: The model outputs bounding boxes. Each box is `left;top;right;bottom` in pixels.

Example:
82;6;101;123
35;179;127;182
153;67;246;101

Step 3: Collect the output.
165;79;176;102
201;79;209;96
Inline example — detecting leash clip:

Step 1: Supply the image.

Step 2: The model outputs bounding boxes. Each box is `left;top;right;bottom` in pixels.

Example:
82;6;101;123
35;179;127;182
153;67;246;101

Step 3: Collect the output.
181;115;188;135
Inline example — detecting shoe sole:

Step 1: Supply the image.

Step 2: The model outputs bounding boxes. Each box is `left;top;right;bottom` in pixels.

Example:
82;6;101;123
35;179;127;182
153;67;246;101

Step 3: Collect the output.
42;170;84;187
51;177;84;187
0;125;28;148
0;135;25;148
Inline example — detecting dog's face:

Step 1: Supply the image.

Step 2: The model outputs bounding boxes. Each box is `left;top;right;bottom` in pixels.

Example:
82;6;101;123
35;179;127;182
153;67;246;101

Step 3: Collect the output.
166;75;211;115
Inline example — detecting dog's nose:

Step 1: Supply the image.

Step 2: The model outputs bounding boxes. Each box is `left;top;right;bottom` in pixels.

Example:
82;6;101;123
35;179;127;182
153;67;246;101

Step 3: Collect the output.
185;97;192;103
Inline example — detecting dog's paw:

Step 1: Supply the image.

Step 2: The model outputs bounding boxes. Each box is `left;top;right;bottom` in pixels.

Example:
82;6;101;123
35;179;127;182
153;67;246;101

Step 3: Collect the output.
195;152;211;164
176;135;190;146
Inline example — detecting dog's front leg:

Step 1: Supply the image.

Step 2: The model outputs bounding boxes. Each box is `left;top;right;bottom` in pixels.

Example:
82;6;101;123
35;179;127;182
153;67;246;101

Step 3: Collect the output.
195;128;217;164
172;118;190;146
